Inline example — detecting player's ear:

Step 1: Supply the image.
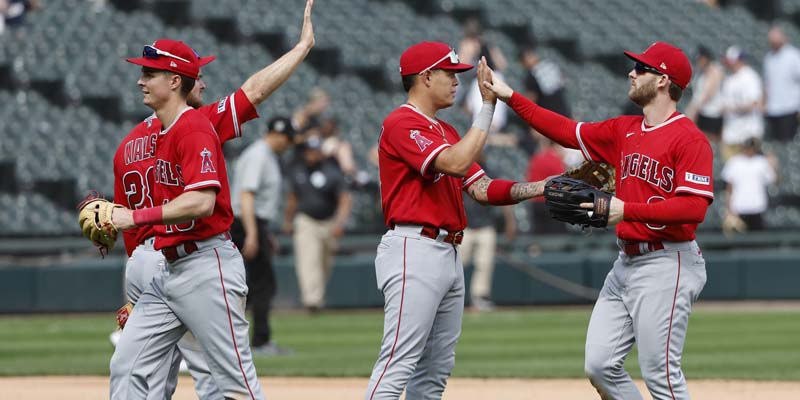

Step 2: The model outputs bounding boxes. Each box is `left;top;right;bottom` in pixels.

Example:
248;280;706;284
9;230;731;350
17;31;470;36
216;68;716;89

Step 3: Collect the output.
170;74;182;91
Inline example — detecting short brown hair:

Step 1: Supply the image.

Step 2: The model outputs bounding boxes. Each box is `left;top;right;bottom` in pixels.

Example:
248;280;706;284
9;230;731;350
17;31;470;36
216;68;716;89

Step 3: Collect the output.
668;82;683;102
401;74;417;92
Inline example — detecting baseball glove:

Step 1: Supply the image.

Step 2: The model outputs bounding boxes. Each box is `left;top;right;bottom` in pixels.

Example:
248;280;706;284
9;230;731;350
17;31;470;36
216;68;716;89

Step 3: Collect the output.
77;191;123;256
564;161;616;193
116;302;133;330
544;176;613;228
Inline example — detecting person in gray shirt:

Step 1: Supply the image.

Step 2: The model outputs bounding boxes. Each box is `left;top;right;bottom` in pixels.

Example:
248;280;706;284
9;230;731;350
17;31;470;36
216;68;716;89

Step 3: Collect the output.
230;116;295;355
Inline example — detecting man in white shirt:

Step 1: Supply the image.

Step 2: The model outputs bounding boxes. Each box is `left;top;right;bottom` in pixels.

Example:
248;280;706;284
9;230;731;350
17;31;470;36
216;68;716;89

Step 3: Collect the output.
721;138;778;231
763;25;800;142
720;46;764;161
230;116;296;355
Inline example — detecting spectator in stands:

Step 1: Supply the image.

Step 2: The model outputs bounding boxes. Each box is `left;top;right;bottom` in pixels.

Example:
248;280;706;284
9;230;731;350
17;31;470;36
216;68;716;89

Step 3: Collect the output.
519;46;571;118
283;135;352;312
456;17;508;106
292;87;330;137
230;117;295;356
460;158;516;312
0;0;40;34
720;46;763;161
526;132;568;234
318;117;356;177
686;45;725;143
763;25;800;142
721;137;778;232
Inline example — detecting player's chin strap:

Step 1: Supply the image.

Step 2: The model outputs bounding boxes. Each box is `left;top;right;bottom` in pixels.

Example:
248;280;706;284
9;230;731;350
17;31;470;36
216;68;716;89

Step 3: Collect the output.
495;249;600;300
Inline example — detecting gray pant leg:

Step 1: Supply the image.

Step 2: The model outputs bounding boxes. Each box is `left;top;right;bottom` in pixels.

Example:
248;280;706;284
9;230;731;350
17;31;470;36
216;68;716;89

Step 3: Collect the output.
406;251;465;399
366;235;462;400
170;243;264;400
178;332;223;399
110;272;187;400
629;246;706;400
584;258;643;400
125;244;222;400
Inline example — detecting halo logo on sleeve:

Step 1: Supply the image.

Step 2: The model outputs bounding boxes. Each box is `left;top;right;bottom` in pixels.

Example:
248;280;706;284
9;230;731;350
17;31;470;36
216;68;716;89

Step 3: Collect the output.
200;148;216;173
685;172;710;185
410;129;433;152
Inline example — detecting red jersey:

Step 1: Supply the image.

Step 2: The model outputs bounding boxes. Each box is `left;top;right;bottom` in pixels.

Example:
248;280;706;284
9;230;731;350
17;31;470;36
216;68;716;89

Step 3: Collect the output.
113;89;257;255
527;147;566;203
576;113;714;241
150;107;233;249
378;104;485;232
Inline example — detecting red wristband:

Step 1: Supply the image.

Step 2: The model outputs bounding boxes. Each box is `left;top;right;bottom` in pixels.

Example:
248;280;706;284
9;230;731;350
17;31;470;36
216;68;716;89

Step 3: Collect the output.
133;206;164;226
486;179;517;205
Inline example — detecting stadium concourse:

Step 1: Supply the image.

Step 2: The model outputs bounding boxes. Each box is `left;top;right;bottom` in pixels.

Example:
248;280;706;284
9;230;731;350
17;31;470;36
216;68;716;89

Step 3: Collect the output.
1;0;800;239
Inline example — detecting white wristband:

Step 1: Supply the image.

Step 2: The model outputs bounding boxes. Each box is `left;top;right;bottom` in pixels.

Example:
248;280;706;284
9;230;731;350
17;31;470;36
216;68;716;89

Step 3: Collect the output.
471;101;495;132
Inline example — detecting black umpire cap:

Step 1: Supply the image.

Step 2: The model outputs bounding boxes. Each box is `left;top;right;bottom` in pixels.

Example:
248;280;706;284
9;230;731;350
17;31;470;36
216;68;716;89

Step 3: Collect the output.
267;117;295;139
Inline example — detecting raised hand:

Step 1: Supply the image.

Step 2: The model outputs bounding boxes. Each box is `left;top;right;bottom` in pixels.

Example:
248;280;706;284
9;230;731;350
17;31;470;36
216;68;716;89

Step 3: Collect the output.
482;67;514;102
476;57;497;104
299;0;315;49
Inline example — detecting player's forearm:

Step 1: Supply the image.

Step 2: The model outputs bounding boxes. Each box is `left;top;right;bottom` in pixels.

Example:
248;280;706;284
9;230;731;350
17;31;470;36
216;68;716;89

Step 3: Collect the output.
128;189;216;228
507;92;580;149
467;176;545;205
241;43;313;106
433;128;488;176
624;196;708;225
239;191;259;238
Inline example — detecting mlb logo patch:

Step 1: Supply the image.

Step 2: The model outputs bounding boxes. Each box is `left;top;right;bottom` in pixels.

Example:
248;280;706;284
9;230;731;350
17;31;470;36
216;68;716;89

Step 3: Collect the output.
685;172;710;185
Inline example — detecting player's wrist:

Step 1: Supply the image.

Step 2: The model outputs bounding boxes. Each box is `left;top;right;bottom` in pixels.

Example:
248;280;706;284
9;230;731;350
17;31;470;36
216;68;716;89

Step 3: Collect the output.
133;206;164;226
471;102;495;132
487;179;518;205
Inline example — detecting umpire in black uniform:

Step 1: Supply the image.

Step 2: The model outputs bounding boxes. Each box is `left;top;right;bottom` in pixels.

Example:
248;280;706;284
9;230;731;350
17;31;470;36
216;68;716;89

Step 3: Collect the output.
230;117;295;355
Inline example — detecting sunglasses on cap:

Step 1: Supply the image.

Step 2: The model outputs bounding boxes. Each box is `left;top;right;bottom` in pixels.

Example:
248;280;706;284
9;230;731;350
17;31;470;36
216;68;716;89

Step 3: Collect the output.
418;49;460;75
143;45;191;64
634;62;667;76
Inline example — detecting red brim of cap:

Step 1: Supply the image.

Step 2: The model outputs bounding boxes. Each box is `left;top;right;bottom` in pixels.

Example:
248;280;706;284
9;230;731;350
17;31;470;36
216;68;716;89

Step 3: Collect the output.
623;50;650;67
440;63;474;72
198;55;215;67
126;57;167;70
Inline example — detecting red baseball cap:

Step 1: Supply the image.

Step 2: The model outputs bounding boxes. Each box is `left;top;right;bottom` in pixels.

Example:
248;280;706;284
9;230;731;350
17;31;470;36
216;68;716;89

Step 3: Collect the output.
624;42;692;89
126;39;215;80
399;41;473;76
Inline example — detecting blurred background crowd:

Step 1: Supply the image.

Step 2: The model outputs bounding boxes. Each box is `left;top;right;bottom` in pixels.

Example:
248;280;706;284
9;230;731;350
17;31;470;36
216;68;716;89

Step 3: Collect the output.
1;0;799;309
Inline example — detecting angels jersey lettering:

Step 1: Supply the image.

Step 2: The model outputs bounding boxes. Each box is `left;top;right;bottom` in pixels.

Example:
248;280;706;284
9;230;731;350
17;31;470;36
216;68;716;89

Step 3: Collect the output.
378;104;485;232
575;112;714;241
113;89;257;255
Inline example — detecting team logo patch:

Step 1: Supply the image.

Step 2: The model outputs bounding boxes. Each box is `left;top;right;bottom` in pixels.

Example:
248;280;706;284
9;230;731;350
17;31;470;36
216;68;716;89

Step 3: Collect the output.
685;172;710;185
200;148;216;173
410;129;433;152
217;97;227;114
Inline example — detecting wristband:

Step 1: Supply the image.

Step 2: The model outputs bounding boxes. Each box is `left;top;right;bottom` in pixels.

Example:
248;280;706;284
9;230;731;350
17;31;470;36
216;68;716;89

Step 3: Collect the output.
471;101;495;132
486;179;517;205
133;206;164;226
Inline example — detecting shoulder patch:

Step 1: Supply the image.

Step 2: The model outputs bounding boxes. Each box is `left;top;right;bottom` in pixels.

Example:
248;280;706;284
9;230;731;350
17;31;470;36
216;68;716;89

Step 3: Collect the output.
217;97;228;114
410;129;433;152
200;148;216;173
685;172;710;185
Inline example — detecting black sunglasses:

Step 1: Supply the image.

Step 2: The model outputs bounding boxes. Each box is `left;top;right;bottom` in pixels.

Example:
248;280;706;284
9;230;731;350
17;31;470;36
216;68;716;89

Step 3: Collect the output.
634;62;664;76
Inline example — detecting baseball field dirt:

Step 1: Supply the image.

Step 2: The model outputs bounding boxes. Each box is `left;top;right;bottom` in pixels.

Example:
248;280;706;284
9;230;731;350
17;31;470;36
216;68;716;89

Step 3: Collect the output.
3;376;798;399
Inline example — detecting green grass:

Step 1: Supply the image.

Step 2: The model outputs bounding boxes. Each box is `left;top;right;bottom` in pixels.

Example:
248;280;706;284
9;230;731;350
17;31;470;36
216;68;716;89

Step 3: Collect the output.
0;307;798;379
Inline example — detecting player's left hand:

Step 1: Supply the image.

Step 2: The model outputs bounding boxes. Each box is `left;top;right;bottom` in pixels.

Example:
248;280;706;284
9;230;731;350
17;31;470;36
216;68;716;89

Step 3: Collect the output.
580;196;624;226
476;57;497;105
298;0;315;49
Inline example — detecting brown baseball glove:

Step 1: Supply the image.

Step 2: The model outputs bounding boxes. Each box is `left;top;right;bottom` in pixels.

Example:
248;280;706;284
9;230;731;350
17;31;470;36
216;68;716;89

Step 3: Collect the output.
564;161;616;193
77;191;123;256
116;302;133;330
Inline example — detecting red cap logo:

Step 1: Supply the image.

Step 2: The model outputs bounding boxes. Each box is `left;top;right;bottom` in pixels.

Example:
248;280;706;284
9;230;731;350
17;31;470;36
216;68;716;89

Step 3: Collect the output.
624;42;692;89
126;39;216;80
399;41;474;76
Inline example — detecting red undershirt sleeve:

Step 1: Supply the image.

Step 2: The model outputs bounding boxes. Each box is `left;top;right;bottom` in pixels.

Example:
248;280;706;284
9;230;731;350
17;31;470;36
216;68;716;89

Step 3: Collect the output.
507;91;581;149
624;195;709;225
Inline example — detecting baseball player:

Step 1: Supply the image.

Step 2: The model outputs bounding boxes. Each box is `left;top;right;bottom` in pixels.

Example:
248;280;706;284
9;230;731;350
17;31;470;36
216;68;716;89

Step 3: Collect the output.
366;42;549;400
107;3;315;399
484;42;713;400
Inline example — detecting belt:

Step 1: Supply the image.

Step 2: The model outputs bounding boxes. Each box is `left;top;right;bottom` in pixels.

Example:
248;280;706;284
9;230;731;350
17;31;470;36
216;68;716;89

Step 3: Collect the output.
161;231;231;262
420;225;464;245
618;239;664;256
